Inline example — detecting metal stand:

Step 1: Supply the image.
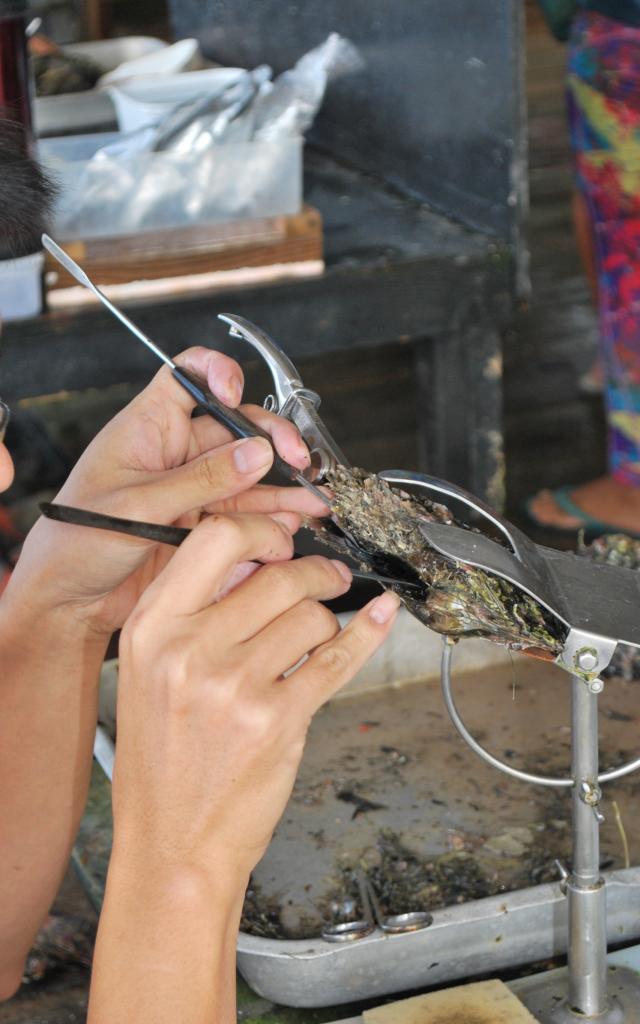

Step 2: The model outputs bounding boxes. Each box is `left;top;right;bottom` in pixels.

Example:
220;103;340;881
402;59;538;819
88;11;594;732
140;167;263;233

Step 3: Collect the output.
441;641;640;1022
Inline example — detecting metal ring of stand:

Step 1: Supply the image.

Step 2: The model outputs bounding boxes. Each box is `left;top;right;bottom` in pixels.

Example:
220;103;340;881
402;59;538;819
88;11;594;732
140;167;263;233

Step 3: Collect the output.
441;638;640;1021
440;641;640;787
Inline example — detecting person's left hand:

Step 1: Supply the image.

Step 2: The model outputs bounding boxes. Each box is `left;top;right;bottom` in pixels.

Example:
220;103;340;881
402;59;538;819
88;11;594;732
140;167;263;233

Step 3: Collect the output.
8;346;328;636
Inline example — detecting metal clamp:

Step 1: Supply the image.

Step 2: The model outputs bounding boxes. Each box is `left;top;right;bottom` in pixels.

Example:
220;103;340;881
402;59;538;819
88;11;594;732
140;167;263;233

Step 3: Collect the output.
379;470;640;682
218;314;350;480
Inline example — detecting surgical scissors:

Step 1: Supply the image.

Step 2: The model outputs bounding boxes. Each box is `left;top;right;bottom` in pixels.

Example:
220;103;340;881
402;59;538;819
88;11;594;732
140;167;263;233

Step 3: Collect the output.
321;870;432;943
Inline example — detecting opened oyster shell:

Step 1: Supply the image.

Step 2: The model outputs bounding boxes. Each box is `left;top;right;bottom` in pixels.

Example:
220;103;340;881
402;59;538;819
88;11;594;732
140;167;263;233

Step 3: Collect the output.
314;467;566;655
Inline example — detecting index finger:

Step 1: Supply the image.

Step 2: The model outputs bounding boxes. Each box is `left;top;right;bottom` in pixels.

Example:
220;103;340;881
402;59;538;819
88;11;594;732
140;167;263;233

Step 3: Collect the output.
191;403;311;472
140;346;245;417
157;347;313;472
281;592;401;713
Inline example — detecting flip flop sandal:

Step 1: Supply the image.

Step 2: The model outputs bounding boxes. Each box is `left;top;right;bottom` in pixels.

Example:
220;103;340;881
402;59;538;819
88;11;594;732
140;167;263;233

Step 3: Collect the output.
524;485;640;541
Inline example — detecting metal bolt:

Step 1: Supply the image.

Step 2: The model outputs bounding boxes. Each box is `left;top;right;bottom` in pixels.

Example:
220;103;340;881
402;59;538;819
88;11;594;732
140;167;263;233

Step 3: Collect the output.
579;780;602;807
589;678;604;694
576;647;599;672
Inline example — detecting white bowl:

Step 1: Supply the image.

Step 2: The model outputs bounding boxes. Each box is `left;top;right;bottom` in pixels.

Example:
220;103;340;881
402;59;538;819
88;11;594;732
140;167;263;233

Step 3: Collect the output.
98;38;201;87
106;67;248;133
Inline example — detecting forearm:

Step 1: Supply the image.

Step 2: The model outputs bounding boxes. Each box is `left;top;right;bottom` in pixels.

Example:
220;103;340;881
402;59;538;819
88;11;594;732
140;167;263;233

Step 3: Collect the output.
89;852;246;1024
0;554;108;992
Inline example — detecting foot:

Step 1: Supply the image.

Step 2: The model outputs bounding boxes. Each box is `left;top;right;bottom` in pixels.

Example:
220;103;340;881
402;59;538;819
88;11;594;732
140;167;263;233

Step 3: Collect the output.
578;360;604;396
529;477;640;535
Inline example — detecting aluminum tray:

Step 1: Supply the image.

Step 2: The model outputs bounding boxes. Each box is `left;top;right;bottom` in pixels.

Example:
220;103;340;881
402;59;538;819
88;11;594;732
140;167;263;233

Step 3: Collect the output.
236;868;640;1007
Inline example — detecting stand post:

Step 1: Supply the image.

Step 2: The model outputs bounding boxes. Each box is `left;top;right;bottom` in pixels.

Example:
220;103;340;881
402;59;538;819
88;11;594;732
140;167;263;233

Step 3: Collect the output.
567;673;607;1016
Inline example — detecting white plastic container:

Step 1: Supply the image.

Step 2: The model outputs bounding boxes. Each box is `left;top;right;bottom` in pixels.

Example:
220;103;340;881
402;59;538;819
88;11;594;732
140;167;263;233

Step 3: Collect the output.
0;252;44;321
39;133;302;238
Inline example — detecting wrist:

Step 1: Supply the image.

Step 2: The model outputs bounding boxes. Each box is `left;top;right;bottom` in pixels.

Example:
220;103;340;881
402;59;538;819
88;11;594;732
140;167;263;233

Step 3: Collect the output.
1;546;110;655
107;842;249;922
3;521;111;647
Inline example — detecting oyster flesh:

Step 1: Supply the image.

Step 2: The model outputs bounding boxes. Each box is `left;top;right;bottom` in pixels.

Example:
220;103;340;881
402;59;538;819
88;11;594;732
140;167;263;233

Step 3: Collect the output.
314;467;566;655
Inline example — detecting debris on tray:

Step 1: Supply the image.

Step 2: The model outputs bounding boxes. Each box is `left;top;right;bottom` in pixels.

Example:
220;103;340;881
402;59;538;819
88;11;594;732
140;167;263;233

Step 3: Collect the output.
241;880;324;940
336;789;388;819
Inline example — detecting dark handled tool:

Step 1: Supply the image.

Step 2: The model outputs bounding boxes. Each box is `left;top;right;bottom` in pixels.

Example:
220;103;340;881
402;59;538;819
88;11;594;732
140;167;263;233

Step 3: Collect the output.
172;364;321;491
39;502;419;590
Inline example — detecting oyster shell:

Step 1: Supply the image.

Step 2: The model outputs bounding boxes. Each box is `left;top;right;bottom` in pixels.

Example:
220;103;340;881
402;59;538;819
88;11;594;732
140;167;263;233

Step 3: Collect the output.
314;467;566;655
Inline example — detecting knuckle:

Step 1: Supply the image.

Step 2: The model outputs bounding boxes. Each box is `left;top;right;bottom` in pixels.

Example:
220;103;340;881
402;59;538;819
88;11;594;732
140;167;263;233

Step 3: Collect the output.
195;453;227;491
300;598;337;636
313;641;353;681
311;555;344;586
239;403;263;420
196;513;242;549
121;602;156;653
175;345;209;362
262;561;304;601
229;697;273;743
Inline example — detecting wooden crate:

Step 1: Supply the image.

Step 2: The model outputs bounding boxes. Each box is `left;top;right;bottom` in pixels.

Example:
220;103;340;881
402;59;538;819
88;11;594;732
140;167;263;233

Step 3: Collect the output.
45;205;323;289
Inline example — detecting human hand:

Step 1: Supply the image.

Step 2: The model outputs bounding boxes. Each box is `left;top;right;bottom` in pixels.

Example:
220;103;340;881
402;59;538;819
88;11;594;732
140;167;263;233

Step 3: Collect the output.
110;513;401;884
7;347;328;636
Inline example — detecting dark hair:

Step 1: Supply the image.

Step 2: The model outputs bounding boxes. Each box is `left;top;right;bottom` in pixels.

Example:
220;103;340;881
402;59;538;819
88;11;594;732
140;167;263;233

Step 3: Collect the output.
0;120;57;259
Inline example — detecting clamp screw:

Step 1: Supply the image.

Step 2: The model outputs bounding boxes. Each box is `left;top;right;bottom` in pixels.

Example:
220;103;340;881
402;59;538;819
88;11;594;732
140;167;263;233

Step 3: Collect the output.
579;780;602;807
589;678;604;694
576;647;599;673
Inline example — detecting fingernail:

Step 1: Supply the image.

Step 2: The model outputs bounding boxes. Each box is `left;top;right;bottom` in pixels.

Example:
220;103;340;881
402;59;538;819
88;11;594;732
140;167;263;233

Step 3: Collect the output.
368;592;402;624
233;437;272;473
331;559;352;585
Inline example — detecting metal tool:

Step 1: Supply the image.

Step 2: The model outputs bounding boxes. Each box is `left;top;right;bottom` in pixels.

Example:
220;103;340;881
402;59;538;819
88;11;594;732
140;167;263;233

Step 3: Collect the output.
322;870;431;943
218;314;350;483
216;314;401;574
35;248;421;590
41;235;331;511
321;871;375;943
38;501;415;590
362;871;433;934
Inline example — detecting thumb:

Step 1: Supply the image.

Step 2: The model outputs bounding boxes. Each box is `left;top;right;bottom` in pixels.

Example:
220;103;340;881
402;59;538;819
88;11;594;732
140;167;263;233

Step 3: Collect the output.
134;436;274;522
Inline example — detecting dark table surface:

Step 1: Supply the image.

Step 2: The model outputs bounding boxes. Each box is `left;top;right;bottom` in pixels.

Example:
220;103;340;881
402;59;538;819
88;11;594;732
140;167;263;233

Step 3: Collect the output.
1;151;506;403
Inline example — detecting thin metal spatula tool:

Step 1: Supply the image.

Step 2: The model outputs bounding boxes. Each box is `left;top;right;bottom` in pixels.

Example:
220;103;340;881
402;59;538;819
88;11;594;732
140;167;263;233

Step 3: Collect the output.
41;234;331;508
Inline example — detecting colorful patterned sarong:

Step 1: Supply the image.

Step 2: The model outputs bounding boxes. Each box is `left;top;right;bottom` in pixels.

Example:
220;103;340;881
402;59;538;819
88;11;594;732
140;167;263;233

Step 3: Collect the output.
568;11;640;484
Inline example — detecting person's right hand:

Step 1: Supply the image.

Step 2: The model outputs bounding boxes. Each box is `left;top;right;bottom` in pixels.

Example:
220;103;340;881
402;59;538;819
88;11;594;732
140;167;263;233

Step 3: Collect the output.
6;346;326;640
109;512;401;885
